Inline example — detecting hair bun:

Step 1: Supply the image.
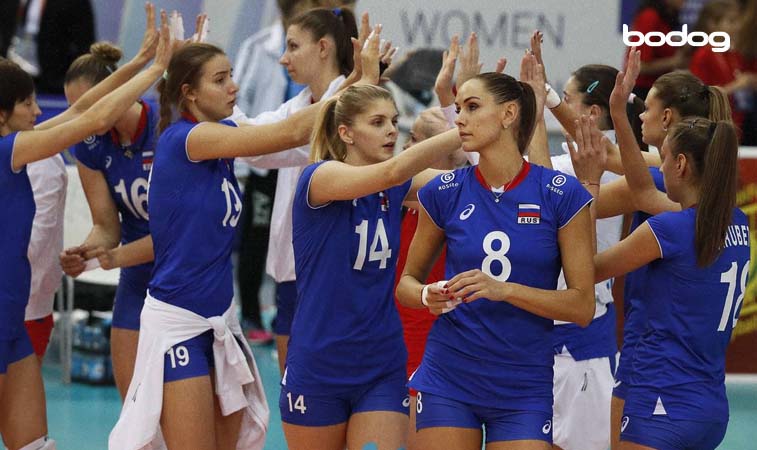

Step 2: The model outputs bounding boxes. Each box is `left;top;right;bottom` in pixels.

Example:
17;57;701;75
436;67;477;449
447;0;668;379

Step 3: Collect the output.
90;42;123;67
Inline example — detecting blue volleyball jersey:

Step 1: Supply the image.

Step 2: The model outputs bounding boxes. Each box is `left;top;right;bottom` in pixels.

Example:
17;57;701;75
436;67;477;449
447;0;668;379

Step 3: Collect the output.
286;161;411;395
148;117;241;317
409;162;592;411
73;99;157;287
616;167;666;384
626;208;750;421
0;133;35;340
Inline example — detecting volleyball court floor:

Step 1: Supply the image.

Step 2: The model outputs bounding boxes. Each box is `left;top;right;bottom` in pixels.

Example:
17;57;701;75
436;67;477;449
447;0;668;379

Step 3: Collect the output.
42;346;757;450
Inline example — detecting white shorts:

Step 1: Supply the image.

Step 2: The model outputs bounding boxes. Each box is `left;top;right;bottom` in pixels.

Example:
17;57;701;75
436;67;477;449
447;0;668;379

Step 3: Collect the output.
552;352;614;450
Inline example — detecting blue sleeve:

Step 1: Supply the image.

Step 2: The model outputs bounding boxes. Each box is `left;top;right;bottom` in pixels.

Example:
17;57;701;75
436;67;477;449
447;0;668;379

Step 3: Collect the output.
647;212;682;259
0;132;18;174
650;167;666;192
297;161;328;210
72;138;101;170
417;172;453;229
547;170;593;229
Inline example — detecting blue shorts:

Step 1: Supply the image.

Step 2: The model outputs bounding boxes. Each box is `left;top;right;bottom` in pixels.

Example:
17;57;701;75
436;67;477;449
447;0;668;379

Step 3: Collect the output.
0;332;34;374
620;414;727;450
163;330;215;383
112;270;149;330
613;379;629;400
415;391;553;444
272;281;297;335
279;371;409;426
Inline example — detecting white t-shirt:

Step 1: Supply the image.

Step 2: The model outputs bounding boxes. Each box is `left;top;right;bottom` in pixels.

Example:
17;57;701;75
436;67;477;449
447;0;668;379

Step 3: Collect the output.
25;154;67;320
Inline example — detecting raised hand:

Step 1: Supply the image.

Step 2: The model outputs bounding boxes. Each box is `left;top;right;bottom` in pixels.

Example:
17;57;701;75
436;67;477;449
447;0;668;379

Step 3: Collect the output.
191;13;208;43
530;30;547;80
134;2;159;65
434;35;459;107
358;24;382;85
153;9;173;71
610;48;640;113
344;13;371;86
569;115;608;184
457;32;482;89
520;51;546;119
378;39;398;75
494;57;507;74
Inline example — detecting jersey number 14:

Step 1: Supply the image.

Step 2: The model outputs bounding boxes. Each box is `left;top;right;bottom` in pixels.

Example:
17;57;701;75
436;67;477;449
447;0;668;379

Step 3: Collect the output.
354;218;392;270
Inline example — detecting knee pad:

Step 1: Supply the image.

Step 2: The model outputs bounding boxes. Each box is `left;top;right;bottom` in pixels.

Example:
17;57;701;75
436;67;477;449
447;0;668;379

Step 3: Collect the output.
16;436;56;450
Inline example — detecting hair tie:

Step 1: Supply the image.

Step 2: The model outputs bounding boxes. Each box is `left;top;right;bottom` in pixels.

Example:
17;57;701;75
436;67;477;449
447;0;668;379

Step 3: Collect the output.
162;70;168;80
708;121;717;137
586;80;599;94
332;7;342;17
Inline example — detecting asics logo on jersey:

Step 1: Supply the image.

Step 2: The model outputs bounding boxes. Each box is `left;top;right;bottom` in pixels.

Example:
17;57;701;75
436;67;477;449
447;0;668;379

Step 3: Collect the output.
614;379;622;388
621;416;630;432
84;135;96;145
542;419;552;434
402;396;410;408
105;156;112;169
459;204;476;220
441;172;455;183
551;174;567;187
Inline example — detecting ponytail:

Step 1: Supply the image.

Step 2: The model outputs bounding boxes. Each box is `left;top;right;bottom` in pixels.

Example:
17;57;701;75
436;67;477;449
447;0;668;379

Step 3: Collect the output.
310;97;346;162
626;95;649;152
156;78;173;134
65;42;123;86
669;118;739;266
706;86;732;122
516;81;537;155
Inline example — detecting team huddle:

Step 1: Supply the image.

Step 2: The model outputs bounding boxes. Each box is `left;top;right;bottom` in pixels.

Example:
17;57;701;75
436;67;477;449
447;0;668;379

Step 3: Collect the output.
0;2;751;450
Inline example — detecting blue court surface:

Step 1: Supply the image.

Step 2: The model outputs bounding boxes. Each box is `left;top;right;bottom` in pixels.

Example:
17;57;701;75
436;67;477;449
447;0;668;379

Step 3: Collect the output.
42;348;757;450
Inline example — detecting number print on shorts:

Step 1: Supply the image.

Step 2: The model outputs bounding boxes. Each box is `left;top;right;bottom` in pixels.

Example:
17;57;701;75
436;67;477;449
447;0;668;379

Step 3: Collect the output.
166;345;190;369
287;392;307;414
482;231;512;281
416;392;423;414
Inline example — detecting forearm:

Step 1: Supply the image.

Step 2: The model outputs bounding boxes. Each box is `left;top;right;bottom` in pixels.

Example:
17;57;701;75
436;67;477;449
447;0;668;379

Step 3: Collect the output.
386;129;461;185
549;102;579;138
396;274;427;309
110;236;154;268
82;66;164;135
500;282;594;327
37;57;151;131
610;107;658;200
527;119;551;169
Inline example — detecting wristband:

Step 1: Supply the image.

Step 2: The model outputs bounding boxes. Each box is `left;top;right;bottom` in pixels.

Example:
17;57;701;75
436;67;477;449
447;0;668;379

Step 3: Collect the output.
581;181;600;187
421;284;430;306
545;83;561;109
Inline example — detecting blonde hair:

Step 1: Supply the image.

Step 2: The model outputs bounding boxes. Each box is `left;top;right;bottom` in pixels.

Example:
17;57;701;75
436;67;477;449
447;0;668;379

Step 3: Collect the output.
310;85;395;162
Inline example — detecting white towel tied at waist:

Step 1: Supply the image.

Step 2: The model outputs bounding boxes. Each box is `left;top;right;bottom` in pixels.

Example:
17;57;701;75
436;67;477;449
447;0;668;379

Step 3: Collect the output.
109;293;269;450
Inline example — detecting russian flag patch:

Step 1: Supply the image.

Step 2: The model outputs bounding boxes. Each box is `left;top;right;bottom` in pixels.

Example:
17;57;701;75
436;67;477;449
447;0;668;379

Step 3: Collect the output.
142;151;154;171
517;203;540;224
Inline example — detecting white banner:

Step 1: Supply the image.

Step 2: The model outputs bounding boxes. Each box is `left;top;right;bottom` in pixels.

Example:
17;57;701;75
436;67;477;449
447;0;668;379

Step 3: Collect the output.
358;0;626;128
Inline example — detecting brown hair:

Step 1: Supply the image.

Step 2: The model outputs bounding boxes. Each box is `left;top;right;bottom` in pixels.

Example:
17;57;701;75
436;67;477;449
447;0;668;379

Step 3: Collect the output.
156;43;225;133
692;0;738;34
289;8;358;76
471;72;536;155
667;118;739;266
64;42;123;86
572;64;648;151
0;59;35;119
652;71;732;123
734;0;757;58
310;85;395;162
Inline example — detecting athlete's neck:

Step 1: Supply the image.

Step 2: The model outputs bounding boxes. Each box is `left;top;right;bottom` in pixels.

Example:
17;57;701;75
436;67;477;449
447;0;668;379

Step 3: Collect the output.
309;70;340;103
113;102;143;144
476;138;524;188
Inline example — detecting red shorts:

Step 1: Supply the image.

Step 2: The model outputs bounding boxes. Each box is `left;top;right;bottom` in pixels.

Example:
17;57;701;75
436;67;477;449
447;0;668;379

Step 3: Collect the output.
24;314;54;358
